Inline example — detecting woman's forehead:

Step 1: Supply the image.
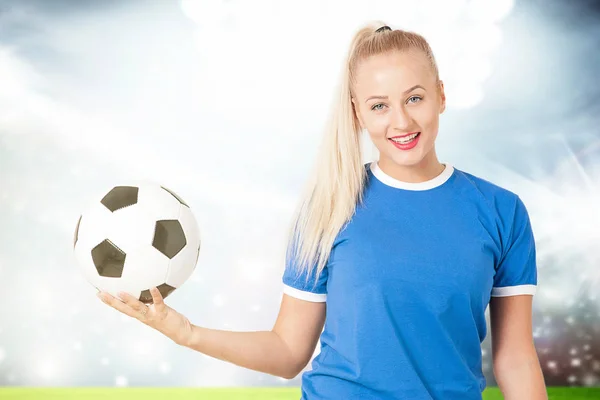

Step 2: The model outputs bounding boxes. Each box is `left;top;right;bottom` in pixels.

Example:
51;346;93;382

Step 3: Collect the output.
354;55;432;94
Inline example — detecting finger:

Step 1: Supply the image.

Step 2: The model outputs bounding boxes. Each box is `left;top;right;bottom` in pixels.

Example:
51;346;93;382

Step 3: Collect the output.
117;291;146;312
97;292;140;319
150;287;165;306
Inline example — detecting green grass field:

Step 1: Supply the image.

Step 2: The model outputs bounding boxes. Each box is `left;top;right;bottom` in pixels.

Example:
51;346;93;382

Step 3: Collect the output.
1;387;600;399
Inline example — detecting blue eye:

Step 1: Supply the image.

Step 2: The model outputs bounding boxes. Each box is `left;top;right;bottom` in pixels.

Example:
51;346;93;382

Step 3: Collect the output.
370;96;423;111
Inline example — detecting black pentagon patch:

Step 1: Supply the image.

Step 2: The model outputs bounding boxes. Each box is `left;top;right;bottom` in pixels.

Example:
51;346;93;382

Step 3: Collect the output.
161;186;188;207
74;215;82;248
152;220;186;258
139;283;176;304
101;186;139;212
92;239;126;277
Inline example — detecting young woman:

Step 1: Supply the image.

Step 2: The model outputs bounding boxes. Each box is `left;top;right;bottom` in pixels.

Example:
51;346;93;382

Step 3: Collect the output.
98;21;548;399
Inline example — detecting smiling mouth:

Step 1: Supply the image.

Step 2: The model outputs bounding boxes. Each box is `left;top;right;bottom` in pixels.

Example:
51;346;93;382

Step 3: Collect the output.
389;132;420;144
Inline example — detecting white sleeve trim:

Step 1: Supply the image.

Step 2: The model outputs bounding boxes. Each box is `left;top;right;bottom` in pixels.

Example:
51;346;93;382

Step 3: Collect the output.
283;284;327;302
491;284;536;297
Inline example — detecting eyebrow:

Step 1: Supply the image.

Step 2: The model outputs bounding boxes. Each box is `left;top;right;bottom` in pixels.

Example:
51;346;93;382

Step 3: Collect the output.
365;85;426;103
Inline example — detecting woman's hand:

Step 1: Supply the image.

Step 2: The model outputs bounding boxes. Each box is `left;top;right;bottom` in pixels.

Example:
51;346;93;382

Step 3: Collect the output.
97;287;192;346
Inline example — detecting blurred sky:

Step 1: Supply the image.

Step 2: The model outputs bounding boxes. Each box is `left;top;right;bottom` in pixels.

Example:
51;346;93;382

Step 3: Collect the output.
0;0;599;388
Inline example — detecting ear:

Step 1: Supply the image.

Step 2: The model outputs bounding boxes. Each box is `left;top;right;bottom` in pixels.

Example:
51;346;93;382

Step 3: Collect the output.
438;80;446;114
351;97;365;129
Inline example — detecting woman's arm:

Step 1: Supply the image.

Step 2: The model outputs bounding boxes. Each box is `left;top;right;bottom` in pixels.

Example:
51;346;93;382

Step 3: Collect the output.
180;293;327;379
489;295;548;400
99;287;326;380
494;353;548;400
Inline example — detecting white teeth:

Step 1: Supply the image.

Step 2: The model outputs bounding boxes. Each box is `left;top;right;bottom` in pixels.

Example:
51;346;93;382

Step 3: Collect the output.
391;133;419;144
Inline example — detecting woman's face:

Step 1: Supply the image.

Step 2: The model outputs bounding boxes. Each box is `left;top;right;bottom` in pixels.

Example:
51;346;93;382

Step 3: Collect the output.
352;50;446;170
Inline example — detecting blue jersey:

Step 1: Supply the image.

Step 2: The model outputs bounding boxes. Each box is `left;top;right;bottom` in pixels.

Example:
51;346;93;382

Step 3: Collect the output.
282;161;537;400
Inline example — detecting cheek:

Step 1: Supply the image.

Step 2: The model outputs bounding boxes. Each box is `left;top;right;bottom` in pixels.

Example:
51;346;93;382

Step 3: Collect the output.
419;106;441;127
421;115;440;137
367;130;389;145
364;118;390;138
367;132;391;155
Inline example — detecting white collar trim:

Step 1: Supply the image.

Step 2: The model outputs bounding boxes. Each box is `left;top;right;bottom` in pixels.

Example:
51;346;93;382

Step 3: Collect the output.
369;161;454;191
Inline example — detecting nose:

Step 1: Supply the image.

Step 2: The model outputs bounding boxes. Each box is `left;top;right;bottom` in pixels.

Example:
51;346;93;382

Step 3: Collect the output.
390;106;413;131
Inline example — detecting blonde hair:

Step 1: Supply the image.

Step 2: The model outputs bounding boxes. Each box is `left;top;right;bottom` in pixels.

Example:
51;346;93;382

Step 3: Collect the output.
285;21;441;289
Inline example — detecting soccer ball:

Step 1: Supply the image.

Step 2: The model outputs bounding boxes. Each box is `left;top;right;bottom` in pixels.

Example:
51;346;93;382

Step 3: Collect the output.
73;182;201;304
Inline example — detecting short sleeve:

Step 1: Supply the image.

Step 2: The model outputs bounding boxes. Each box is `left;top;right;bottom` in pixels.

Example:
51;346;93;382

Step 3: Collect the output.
282;239;328;302
491;195;538;297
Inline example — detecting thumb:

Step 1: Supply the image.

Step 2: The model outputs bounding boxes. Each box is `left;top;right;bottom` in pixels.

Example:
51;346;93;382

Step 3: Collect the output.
150;287;165;305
